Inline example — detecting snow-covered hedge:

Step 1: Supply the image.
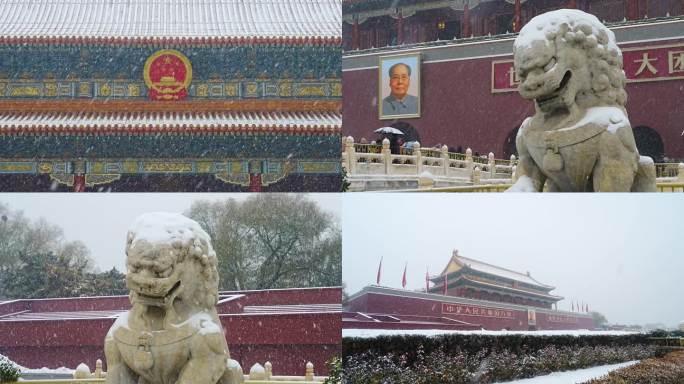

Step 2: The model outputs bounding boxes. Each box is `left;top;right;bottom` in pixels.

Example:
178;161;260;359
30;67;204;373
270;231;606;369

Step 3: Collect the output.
583;350;684;384
344;345;655;384
0;354;20;383
343;334;657;384
344;333;651;358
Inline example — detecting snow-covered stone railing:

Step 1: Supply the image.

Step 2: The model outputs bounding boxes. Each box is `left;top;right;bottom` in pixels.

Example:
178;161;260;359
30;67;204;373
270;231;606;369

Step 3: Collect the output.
12;360;327;384
341;137;684;192
342;136;516;191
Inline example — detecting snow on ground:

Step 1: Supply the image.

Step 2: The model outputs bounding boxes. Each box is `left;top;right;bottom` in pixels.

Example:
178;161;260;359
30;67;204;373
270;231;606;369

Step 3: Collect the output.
494;360;638;384
343;328;638;338
19;366;75;375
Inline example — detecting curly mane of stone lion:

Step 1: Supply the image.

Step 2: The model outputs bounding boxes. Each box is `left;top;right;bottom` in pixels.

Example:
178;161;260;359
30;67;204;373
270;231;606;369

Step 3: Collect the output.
507;9;655;192
105;213;243;384
515;9;627;109
125;212;220;309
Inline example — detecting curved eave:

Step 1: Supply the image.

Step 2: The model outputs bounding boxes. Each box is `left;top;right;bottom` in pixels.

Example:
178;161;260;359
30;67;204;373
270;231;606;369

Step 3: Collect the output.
0;35;342;47
428;274;555;292
0;111;342;136
0;100;342;114
431;276;563;302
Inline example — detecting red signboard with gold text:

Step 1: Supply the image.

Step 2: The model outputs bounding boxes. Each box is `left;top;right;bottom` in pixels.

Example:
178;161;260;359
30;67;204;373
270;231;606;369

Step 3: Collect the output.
442;302;514;319
492;42;684;93
144;49;193;101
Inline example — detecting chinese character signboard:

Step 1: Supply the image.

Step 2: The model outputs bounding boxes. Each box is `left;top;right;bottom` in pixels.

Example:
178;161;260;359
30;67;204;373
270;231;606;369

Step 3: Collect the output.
492;42;684;93
491;59;521;93
547;314;580;324
442;302;514;319
623;43;684;82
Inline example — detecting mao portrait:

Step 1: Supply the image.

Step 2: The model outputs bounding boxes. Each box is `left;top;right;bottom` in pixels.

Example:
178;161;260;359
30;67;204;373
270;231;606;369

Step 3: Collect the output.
379;54;421;120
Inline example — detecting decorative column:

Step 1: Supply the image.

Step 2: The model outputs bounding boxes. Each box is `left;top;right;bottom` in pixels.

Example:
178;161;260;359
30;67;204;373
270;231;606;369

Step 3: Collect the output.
248;160;263;192
248;174;262;192
73;160;86;192
352;18;360;50
462;0;471;38
397;12;404;45
73;175;86;192
514;0;522;32
627;0;638;20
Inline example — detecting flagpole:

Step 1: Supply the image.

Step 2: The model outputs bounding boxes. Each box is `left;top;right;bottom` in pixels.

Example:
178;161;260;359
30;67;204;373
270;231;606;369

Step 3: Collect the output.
401;262;407;289
425;267;429;292
376;256;383;285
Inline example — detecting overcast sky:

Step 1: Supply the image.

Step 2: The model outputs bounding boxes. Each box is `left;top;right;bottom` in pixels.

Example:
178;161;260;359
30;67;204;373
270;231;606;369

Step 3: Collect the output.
2;193;340;272
343;194;684;328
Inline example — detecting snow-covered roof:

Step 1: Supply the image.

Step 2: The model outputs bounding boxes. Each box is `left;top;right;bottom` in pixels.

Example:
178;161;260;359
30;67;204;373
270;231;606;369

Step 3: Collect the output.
0;310;126;321
456;255;554;289
436;251;554;290
0;0;342;42
243;303;342;314
0;111;341;133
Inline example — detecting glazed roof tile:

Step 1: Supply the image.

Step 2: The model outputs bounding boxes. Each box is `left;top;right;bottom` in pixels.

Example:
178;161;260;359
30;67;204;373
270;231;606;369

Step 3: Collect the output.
0;0;341;41
456;255;554;289
0;110;341;133
434;252;555;290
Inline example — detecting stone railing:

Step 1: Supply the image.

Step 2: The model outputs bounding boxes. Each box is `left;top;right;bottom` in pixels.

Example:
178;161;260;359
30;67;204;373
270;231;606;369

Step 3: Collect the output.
342;136;684;192
342;136;515;191
405;182;684;192
655;162;683;179
12;360;327;384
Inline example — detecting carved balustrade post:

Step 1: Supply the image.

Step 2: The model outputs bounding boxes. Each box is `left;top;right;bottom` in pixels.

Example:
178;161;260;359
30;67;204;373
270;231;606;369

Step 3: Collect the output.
488;152;496;177
414;141;422;175
345;136;356;174
382;138;391;175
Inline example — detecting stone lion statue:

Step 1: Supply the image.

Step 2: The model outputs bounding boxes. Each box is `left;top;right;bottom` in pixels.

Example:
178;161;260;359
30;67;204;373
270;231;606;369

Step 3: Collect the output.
507;9;656;192
105;212;244;384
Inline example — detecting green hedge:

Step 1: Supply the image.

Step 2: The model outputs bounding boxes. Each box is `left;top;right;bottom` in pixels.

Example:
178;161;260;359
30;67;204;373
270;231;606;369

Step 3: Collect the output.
344;333;652;362
0;355;20;383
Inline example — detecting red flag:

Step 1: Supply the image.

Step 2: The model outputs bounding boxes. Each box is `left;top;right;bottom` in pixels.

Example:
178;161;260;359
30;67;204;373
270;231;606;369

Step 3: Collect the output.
572;301;575;312
443;273;448;295
425;269;430;292
587;304;590;313
402;263;407;288
376;257;383;285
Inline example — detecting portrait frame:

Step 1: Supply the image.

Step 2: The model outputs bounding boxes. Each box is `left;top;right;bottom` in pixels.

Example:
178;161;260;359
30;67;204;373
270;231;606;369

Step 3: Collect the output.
527;309;537;326
378;53;421;120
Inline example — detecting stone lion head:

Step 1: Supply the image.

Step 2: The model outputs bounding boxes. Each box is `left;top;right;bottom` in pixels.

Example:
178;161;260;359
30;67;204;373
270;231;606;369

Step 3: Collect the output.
513;9;627;114
125;212;219;310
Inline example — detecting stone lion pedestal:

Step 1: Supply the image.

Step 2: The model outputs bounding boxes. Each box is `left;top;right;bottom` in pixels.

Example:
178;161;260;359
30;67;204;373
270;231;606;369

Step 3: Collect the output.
104;212;244;384
507;9;656;192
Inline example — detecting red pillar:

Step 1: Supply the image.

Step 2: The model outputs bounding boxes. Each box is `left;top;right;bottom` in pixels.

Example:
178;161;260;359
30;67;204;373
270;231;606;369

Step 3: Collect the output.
248;174;262;192
514;0;522;32
73;175;85;192
462;1;471;38
352;19;359;50
627;0;638;20
567;0;577;9
397;13;404;45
